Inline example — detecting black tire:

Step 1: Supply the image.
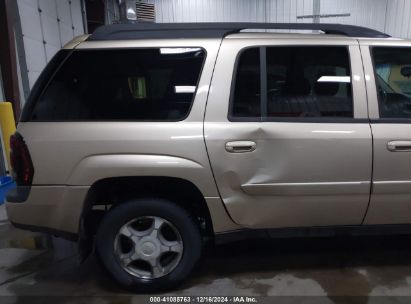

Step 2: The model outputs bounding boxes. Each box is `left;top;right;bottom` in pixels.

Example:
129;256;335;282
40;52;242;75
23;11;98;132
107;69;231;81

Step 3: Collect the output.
95;198;202;292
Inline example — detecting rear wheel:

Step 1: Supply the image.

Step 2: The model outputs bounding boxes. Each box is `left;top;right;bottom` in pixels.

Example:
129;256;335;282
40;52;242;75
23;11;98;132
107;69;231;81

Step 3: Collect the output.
95;198;202;292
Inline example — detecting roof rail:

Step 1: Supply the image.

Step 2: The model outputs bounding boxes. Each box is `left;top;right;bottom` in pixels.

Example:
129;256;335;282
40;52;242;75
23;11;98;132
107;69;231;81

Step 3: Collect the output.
88;22;390;41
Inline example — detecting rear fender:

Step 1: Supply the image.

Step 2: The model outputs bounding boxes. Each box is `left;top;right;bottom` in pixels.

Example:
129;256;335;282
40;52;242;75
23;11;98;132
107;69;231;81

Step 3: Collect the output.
67;154;217;196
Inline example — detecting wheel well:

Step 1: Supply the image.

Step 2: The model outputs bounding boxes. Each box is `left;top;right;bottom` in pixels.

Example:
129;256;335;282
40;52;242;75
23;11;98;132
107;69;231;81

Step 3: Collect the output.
80;176;214;242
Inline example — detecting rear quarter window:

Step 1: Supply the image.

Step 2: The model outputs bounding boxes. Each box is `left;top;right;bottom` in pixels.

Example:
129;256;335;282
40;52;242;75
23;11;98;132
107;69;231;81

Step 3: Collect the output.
24;48;206;121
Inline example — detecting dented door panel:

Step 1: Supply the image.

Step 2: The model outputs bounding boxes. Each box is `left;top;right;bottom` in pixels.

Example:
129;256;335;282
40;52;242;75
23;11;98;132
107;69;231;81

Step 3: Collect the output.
205;122;372;228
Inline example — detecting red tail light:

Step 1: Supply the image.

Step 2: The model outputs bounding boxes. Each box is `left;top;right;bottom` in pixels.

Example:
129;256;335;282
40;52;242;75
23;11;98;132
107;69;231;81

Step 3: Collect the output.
10;133;34;186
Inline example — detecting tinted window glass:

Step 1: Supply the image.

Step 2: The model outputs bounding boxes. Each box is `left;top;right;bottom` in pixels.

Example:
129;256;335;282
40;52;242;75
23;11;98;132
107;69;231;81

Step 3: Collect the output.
29;48;205;121
267;47;352;118
373;47;411;118
232;48;260;118
231;46;353;119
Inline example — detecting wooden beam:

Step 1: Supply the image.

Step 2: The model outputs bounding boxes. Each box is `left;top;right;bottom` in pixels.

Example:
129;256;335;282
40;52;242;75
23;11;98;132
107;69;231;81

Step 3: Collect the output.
0;0;21;121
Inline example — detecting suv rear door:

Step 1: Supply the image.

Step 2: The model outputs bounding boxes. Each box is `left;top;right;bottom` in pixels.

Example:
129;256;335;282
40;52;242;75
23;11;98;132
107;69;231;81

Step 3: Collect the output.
361;41;411;225
204;35;372;229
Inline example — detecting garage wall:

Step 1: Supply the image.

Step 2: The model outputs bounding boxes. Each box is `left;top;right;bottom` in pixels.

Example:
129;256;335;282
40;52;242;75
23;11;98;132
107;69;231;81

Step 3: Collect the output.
16;0;85;89
319;0;411;37
385;0;411;38
151;0;411;38
318;0;387;32
153;0;314;23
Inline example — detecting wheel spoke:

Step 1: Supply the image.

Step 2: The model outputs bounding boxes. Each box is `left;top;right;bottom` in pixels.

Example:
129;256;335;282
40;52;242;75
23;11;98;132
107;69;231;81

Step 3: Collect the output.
146;256;165;278
149;217;165;238
153;217;165;230
169;241;183;254
130;251;140;261
161;241;183;254
120;222;150;240
118;250;139;266
119;224;134;238
152;265;165;277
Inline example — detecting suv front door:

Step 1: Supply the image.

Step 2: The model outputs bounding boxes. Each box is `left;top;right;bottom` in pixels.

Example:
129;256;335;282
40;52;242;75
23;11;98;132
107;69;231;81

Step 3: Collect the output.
205;37;372;229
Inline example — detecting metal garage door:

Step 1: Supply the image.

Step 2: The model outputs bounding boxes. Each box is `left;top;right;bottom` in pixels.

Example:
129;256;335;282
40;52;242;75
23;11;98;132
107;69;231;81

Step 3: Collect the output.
17;0;85;89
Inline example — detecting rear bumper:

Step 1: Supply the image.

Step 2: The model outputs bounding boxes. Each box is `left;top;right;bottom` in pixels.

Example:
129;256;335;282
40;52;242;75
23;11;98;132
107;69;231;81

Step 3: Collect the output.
6;186;30;203
6;185;89;239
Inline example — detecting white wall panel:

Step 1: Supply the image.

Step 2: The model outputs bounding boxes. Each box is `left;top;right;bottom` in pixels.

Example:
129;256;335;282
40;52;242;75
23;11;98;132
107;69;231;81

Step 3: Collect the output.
39;0;57;15
40;12;60;61
18;1;43;41
16;0;85;90
23;37;47;88
153;0;267;23
71;0;85;36
150;0;411;39
385;0;411;38
399;0;411;38
18;0;37;9
265;0;311;23
152;0;387;31
57;0;74;44
319;0;387;32
59;23;75;45
56;0;72;24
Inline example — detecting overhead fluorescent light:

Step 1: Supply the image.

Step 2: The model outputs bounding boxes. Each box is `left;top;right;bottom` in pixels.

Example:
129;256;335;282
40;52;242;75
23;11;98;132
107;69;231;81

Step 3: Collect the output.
160;48;202;54
317;76;351;83
174;86;196;93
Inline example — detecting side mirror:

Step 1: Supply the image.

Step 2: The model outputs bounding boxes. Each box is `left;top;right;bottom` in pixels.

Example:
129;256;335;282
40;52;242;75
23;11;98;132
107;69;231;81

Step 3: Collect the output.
401;66;411;78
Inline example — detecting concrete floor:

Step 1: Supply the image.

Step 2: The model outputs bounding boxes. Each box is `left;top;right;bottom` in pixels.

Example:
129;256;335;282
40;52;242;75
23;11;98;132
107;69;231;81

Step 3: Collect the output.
2;209;411;303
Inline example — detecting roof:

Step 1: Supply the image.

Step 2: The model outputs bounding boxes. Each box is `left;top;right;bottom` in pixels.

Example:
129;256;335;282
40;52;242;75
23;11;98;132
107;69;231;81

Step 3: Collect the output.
87;23;390;41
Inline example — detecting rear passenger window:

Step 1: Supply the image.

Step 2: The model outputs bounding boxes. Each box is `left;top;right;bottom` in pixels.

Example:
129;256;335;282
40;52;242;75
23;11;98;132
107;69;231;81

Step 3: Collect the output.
231;46;353;119
266;47;352;118
372;47;411;118
29;48;205;121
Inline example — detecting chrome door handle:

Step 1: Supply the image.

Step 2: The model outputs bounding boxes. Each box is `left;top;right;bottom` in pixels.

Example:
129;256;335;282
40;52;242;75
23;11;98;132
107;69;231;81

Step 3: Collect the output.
387;141;411;152
225;141;257;153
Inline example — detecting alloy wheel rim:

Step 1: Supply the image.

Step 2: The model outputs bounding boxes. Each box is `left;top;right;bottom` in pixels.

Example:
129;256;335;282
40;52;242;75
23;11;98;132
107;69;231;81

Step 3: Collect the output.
114;216;184;279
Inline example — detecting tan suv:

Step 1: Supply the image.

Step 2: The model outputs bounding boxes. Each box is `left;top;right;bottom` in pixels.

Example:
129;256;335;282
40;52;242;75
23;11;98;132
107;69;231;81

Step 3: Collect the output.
6;22;411;292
